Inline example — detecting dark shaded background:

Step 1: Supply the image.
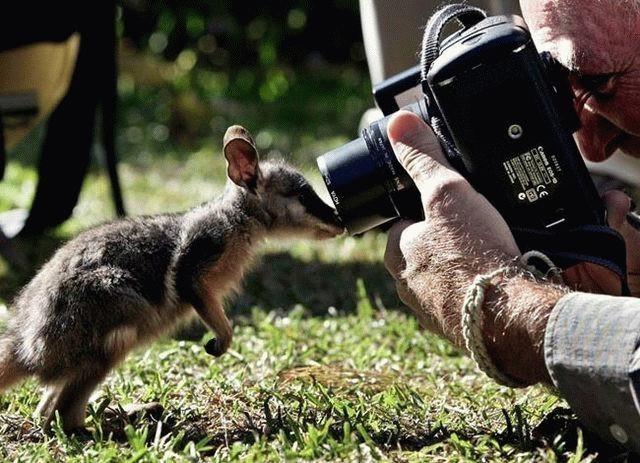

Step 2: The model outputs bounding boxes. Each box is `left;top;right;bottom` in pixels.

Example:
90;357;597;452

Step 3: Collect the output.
8;0;371;173
122;0;365;67
114;0;371;164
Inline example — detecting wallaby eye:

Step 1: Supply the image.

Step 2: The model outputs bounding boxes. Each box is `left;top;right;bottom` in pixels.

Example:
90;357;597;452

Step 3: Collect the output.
283;189;303;198
284;183;311;199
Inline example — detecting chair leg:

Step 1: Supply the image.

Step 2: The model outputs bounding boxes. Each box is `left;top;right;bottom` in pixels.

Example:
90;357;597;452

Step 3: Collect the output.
102;0;125;217
0;117;5;181
103;108;125;217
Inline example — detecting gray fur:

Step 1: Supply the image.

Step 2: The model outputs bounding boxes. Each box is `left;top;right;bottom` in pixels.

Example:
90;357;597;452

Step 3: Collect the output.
0;125;343;432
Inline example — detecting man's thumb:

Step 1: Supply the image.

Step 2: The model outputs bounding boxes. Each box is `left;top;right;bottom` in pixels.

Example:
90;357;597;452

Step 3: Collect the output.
387;111;454;191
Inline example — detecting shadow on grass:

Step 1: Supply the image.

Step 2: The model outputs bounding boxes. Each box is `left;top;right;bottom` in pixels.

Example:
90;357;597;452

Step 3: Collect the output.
87;398;626;462
0;244;399;319
526;407;631;461
229;251;399;317
176;251;400;340
176;404;630;461
1;399;628;462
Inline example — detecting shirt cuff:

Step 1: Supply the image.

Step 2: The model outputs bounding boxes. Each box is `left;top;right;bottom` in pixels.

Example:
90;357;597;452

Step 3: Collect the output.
544;292;640;452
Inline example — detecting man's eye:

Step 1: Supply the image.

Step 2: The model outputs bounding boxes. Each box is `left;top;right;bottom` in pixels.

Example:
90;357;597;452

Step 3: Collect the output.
577;73;617;98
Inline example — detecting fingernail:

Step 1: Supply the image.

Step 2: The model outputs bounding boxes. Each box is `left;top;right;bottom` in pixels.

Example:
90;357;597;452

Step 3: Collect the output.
387;111;424;147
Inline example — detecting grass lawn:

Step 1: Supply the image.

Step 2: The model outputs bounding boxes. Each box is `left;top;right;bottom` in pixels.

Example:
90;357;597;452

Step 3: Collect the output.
0;70;604;462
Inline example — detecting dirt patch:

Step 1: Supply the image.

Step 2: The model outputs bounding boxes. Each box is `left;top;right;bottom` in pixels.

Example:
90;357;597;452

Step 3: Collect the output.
278;364;398;393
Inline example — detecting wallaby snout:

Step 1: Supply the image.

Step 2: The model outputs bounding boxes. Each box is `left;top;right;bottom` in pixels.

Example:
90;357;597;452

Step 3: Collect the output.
298;188;344;239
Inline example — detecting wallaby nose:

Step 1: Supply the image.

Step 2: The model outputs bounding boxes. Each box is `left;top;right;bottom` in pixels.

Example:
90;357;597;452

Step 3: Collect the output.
330;210;345;232
298;185;345;236
320;204;346;236
316;199;344;230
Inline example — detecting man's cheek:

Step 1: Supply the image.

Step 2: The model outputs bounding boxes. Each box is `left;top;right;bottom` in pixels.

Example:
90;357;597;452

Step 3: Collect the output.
607;80;640;138
575;130;601;163
574;110;618;162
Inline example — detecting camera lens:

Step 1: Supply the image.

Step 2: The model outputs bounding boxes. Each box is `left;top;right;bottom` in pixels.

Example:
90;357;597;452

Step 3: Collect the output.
317;102;426;234
317;135;399;234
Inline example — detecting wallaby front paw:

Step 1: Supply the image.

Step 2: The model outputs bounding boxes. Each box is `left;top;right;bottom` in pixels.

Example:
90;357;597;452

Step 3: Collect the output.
104;402;164;423
204;338;224;357
64;426;93;439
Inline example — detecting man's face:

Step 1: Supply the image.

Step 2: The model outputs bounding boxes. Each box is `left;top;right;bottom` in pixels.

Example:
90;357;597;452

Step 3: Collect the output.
520;0;640;162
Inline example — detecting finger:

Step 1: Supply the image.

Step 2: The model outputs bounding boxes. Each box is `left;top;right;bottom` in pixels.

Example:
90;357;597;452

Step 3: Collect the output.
387;110;460;193
603;189;631;230
564;262;622;295
602;190;640;274
384;219;415;278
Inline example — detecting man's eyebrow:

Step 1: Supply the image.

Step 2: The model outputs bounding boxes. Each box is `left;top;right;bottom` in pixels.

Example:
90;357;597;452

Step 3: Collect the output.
570;48;623;76
569;71;618;82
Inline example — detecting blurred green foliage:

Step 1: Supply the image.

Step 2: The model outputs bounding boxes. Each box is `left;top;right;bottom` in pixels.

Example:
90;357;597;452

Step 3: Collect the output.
121;1;364;67
116;0;371;164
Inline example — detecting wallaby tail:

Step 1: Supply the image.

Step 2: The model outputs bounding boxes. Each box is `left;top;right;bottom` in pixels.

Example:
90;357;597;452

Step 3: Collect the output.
0;335;27;391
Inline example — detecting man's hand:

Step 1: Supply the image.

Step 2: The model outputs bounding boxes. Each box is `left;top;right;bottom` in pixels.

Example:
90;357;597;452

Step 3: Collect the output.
384;110;568;385
564;190;640;296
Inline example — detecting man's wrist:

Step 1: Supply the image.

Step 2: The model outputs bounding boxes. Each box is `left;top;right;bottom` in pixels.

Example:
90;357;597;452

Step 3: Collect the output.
481;273;569;385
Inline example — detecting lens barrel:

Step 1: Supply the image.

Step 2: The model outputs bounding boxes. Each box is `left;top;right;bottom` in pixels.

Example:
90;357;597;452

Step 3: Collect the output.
317;101;427;234
318;137;399;234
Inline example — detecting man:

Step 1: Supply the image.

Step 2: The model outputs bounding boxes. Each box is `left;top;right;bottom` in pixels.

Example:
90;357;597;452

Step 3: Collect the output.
384;0;640;452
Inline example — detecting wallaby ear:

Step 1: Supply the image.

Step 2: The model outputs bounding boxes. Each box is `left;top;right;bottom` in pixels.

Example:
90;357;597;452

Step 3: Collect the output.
223;125;260;190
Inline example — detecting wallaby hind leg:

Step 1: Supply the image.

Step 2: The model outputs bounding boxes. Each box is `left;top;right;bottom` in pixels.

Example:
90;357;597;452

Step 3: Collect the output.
43;369;108;433
36;383;62;419
0;338;27;391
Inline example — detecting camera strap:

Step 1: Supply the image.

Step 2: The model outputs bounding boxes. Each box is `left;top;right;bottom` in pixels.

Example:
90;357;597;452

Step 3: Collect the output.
420;4;487;167
512;225;630;295
420;4;487;78
420;4;631;295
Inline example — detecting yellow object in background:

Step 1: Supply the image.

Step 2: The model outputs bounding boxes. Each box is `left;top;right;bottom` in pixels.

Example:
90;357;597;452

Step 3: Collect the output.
0;34;79;150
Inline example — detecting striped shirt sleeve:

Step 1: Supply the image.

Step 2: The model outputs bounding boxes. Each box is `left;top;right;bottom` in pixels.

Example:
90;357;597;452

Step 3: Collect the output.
545;292;640;453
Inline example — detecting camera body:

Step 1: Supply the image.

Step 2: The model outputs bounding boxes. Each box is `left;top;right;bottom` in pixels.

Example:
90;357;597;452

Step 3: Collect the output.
318;14;606;236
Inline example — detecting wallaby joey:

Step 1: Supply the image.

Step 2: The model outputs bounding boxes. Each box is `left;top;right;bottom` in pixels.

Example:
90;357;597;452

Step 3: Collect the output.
0;125;344;433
